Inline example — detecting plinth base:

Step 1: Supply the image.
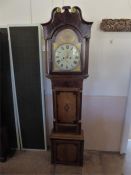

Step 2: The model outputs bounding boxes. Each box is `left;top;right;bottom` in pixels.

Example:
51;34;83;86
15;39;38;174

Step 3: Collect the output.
50;130;84;166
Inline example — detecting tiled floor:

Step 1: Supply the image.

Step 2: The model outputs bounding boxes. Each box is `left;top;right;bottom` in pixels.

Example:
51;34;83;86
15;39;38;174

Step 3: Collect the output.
0;141;131;175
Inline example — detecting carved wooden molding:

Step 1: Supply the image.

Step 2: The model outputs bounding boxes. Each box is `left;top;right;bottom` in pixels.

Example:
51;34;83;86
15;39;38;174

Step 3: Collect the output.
100;19;131;32
42;6;93;39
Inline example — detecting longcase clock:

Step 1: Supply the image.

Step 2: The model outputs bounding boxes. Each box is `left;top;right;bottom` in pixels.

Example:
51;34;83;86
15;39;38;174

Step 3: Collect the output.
42;6;93;165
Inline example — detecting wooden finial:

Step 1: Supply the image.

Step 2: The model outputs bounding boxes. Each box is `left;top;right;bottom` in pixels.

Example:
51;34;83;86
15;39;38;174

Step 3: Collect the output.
71;7;77;13
56;7;61;13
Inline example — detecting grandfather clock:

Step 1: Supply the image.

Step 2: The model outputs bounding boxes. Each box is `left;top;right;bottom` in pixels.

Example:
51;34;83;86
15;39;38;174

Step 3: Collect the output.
42;6;93;165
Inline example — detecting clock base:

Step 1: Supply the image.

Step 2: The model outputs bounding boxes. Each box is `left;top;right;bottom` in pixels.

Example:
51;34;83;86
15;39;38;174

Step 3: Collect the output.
50;130;84;166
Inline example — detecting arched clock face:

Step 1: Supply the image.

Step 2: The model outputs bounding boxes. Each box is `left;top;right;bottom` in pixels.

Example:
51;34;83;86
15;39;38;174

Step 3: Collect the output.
54;43;80;71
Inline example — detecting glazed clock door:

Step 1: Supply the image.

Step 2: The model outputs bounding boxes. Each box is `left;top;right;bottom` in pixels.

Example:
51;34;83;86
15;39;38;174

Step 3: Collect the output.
52;28;82;73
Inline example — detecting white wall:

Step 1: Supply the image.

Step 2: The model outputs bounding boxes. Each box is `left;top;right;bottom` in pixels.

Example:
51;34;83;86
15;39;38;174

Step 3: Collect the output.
1;0;131;151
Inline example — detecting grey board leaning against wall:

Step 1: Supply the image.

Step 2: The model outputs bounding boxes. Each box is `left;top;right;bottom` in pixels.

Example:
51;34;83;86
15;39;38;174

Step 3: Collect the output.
0;26;47;153
0;28;17;162
9;26;46;150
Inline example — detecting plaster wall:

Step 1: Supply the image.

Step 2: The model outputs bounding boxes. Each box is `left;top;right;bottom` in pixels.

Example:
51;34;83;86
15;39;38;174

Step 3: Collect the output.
0;0;131;151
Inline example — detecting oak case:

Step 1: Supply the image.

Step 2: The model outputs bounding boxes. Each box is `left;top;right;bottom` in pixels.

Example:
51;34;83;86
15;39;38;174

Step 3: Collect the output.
42;6;93;165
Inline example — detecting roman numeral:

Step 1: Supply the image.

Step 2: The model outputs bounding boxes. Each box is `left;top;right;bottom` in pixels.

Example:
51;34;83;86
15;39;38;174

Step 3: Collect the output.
74;61;77;64
66;45;69;49
57;60;60;64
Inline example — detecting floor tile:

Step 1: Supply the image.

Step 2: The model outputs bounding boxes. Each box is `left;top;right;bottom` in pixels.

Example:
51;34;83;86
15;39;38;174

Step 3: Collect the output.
0;142;131;175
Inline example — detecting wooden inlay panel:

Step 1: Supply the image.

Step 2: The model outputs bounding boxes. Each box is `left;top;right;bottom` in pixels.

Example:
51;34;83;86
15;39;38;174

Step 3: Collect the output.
57;92;76;123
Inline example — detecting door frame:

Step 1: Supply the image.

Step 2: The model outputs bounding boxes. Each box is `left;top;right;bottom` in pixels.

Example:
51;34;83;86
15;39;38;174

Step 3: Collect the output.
120;68;131;154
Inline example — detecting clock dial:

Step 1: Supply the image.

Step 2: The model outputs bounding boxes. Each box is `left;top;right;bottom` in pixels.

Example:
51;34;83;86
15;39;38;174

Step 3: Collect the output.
54;44;80;71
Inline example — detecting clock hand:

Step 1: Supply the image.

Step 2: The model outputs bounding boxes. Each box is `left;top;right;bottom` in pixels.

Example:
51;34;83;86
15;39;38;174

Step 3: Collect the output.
66;53;69;59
